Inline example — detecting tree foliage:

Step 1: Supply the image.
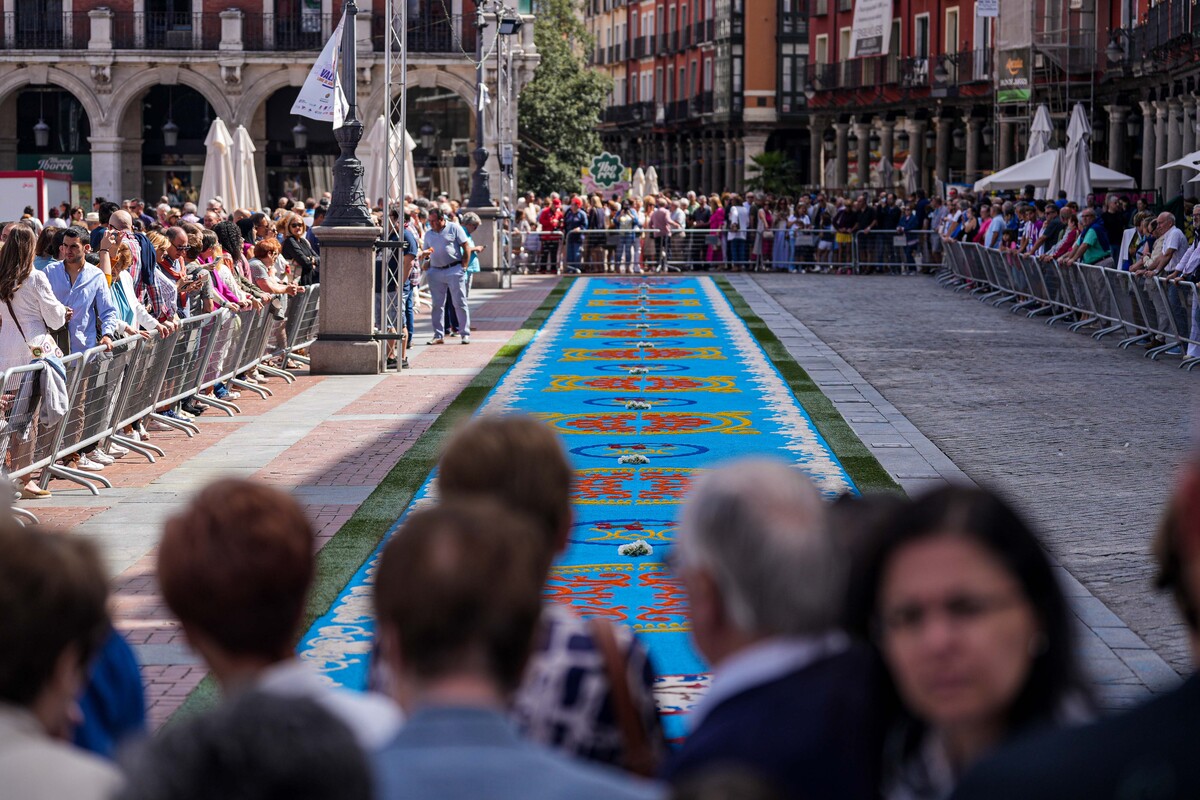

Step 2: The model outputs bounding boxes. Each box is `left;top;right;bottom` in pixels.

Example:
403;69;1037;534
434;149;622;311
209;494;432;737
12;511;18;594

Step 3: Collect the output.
517;0;612;196
745;151;800;196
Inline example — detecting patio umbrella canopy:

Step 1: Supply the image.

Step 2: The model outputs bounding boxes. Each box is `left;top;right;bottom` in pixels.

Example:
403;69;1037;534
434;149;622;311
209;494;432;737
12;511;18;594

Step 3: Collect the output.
645;166;660;196
631;167;646;199
1027;104;1054;160
901;155;918;195
230;125;261;212
974;150;1136;193
1059;104;1092;206
363;116;421;208
199;119;237;212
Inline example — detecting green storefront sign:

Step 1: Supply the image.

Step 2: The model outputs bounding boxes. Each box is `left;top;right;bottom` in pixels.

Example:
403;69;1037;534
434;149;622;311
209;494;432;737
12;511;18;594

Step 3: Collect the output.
16;153;92;182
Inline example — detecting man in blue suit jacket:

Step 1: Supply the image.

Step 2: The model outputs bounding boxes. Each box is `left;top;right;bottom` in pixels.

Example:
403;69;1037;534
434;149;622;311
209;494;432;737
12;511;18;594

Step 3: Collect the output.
371;501;662;800
665;460;881;800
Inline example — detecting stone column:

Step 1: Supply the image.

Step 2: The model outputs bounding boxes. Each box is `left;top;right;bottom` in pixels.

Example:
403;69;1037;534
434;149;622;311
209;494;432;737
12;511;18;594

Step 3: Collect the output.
729;137;739;191
854;121;871;188
998;120;1015;169
701;137;713;193
1183;96;1196;160
742;131;768;189
878;118;895;187
907;119;927;191
1141;100;1156;193
1106;105;1128;173
1167;99;1183;198
89;136;123;201
725;137;736;192
309;224;383;375
808;117;824;187
964;116;980;185
935;116;952;187
1155;100;1169;196
835;122;850;189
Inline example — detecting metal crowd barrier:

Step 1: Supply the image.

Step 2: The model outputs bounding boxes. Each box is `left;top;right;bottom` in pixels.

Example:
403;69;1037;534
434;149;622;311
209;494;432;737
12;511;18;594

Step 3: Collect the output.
1;284;324;517
852;230;940;273
941;240;1200;370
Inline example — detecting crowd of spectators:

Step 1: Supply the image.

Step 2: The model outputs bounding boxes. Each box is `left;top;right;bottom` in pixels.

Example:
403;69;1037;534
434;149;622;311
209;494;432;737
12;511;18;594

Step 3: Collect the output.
2;414;1197;800
0;195;310;495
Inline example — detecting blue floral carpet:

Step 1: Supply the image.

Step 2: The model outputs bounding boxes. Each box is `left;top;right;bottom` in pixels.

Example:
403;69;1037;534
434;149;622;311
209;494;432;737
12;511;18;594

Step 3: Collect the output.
295;276;858;743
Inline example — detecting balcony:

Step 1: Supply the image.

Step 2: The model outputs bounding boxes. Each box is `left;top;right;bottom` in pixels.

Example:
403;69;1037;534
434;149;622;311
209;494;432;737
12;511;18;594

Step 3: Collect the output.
0;12;90;49
633;35;649;58
109;12;225;50
602;101;655;124
1124;0;1198;62
369;14;478;55
692;19;714;44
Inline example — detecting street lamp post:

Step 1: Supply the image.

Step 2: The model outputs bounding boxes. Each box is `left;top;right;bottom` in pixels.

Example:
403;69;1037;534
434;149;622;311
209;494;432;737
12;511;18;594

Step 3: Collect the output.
324;0;373;227
467;3;492;208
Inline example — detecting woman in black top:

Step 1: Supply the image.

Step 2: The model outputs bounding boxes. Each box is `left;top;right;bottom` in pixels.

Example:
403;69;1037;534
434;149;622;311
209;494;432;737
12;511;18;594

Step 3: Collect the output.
281;213;319;285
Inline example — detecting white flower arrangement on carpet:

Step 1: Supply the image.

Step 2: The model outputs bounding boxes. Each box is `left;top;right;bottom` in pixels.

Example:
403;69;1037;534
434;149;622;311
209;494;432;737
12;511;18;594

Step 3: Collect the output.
618;539;653;557
618;454;650;464
634;322;651;329
627;367;649;375
636;341;655;349
624;401;652;411
637;306;650;313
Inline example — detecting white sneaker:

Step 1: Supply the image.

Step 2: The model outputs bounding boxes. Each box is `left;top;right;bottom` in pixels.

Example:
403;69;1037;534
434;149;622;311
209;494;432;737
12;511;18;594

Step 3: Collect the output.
148;419;174;432
76;454;106;471
89;450;114;466
108;444;129;458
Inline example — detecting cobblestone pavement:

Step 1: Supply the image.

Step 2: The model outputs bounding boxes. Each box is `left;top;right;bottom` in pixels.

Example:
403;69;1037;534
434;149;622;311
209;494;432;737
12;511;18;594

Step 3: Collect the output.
21;275;558;728
751;272;1196;675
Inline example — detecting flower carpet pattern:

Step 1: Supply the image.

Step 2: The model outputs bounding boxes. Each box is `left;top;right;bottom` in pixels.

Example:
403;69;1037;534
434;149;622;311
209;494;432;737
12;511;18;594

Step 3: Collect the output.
295;277;857;743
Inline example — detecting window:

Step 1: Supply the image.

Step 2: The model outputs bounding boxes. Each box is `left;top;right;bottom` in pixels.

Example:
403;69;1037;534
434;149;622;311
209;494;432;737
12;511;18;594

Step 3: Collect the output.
655;66;664;101
732;44;743;111
642;72;652;100
689;60;698;95
779;42;807;113
815;33;829;64
914;14;930;58
704;56;713;91
972;10;992;79
838;27;851;61
945;7;959;54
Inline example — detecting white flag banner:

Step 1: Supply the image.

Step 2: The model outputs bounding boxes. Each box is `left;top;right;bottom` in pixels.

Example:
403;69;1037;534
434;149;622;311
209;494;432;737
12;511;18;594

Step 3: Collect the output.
290;15;350;128
849;0;893;57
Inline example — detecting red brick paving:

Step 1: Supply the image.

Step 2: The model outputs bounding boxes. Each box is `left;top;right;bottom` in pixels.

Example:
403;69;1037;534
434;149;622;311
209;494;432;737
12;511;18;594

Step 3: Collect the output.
22;276;559;727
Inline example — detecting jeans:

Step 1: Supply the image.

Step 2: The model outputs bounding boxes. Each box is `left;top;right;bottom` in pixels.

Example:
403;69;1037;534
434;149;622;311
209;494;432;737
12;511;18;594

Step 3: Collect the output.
403;283;415;344
727;238;748;267
427;265;470;339
1167;281;1192;339
617;236;637;271
565;237;583;271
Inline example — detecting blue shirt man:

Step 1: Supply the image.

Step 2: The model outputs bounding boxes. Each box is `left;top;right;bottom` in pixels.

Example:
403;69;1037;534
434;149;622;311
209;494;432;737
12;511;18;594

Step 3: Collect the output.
45;229;119;354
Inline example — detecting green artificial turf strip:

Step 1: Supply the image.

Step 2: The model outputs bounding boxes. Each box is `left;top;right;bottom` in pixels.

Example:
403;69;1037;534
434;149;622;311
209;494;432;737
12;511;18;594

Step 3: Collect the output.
714;277;904;496
170;278;569;724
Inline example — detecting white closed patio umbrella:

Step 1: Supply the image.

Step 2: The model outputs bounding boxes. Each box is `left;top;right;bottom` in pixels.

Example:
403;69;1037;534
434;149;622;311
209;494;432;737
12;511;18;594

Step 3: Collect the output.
645;165;660;196
1027;104;1054;160
900;154;919;195
631;167;646;199
361;115;388;210
230;125;261;211
1059;104;1092;206
200;119;237;213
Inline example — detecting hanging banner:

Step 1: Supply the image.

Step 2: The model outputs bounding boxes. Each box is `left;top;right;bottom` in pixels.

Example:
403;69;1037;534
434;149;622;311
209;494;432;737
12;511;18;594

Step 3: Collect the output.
996;49;1031;104
849;0;894;57
976;0;999;17
290;15;349;128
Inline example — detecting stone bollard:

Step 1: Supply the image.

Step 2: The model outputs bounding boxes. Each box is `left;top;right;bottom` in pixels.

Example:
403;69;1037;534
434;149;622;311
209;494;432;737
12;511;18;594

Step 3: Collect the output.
463;206;511;289
309;225;382;375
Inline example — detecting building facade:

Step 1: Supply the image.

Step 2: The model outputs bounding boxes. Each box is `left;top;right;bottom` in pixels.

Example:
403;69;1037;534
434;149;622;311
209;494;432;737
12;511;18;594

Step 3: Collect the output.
0;0;538;207
586;0;1200;200
588;0;803;194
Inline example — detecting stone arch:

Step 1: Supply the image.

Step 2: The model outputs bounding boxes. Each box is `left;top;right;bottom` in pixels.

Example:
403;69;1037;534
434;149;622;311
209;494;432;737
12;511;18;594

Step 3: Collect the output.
233;67;308;128
0;66;106;129
363;67;477;132
107;66;234;136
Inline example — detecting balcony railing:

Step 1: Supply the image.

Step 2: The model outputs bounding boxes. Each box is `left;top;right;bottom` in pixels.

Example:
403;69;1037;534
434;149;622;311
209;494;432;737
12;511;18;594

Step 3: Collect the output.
807;49;993;95
692;19;714;44
602;101;655;124
109;12;224;50
1;12;90;49
633;35;649;58
368;14;478;55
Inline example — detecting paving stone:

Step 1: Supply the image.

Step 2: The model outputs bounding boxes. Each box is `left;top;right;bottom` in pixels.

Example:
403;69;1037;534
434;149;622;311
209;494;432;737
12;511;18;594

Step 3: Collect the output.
750;273;1195;677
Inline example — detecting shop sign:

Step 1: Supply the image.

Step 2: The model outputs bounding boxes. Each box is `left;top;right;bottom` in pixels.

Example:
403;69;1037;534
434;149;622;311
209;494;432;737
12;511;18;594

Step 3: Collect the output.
996;50;1031;104
16;153;91;181
582;152;631;196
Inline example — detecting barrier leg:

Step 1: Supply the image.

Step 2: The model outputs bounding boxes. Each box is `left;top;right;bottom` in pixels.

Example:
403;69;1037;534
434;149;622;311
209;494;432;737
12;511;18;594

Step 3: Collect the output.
1067;315;1099;332
110;433;165;462
1118;332;1153;349
11;506;39;525
42;462;110;494
1146;340;1180;360
257;363;296;383
193;394;241;416
150;411;200;436
1092;322;1125;340
231;377;272;398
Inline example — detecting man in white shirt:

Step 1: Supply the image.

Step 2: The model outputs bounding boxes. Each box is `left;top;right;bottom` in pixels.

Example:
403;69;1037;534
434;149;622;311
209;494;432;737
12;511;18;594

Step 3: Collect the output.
1135;212;1187;341
0;524;123;800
